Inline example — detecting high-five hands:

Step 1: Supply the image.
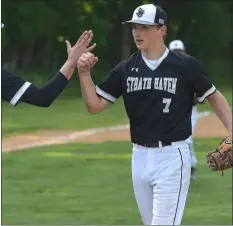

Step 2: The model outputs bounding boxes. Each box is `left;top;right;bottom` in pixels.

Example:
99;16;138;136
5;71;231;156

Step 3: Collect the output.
65;30;96;67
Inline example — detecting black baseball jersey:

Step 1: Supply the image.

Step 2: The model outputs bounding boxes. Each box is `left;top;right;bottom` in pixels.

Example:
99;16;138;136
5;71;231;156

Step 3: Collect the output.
1;68;68;107
96;48;216;145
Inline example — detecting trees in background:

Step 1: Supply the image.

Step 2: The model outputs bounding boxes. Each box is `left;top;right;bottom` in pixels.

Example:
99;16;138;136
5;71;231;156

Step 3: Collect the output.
1;0;232;86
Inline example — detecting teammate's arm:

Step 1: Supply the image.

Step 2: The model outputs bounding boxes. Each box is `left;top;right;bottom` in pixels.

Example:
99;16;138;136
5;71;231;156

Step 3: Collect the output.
2;66;70;107
2;30;96;107
77;52;124;114
20;60;75;107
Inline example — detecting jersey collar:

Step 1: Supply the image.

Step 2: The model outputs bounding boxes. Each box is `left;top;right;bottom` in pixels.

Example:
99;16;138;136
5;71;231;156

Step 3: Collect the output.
141;47;169;71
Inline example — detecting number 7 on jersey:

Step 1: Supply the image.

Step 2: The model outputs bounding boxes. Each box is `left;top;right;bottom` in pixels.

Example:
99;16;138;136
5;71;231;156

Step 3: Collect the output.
163;98;171;113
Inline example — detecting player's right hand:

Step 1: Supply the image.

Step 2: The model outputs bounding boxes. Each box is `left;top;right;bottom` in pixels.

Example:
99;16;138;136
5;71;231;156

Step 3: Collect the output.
65;30;96;67
77;52;98;74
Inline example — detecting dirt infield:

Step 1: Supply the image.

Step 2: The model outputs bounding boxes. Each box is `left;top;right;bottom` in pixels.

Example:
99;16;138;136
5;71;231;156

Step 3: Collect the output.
2;114;228;152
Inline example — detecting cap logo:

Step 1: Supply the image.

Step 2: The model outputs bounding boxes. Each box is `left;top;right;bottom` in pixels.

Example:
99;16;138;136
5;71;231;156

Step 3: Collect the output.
136;7;145;18
159;18;164;24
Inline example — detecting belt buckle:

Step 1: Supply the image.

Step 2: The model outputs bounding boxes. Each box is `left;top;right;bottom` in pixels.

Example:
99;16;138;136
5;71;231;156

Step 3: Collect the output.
158;141;163;148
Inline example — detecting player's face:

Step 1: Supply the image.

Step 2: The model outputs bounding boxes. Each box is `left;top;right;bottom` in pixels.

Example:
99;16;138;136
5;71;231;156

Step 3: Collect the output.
132;24;166;51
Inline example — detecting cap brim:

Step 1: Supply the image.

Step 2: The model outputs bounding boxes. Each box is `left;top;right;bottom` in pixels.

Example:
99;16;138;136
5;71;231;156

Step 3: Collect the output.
122;19;158;26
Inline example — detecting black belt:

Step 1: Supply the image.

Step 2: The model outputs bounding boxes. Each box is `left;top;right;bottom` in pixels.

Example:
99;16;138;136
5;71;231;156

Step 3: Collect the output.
137;141;172;148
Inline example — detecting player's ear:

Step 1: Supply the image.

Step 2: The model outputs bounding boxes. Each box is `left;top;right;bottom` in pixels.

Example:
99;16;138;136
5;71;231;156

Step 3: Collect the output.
157;25;167;38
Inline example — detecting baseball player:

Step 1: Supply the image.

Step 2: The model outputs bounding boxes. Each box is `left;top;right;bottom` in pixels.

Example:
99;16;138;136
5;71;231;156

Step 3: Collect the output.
2;23;95;107
76;4;232;225
168;40;198;180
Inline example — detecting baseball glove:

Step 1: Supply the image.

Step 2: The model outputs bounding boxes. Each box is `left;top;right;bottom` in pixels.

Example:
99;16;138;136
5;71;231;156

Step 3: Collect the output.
206;136;232;175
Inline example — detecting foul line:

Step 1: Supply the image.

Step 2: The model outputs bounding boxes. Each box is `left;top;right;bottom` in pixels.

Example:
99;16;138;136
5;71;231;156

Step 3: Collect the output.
3;111;211;152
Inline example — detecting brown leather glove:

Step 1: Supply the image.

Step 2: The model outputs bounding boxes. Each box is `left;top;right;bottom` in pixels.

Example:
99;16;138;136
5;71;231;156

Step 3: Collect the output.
206;135;232;175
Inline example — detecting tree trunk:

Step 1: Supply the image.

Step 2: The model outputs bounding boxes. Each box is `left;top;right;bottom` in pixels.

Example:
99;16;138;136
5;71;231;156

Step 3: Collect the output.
41;35;54;70
121;25;131;60
21;41;35;70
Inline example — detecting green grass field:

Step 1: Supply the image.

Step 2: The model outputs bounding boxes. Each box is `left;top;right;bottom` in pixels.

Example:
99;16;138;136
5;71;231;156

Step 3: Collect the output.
2;138;232;225
2;87;232;137
2;98;127;137
2;87;232;224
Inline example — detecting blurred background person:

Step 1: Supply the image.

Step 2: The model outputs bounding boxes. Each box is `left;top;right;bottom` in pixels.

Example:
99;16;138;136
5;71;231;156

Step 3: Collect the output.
169;40;198;180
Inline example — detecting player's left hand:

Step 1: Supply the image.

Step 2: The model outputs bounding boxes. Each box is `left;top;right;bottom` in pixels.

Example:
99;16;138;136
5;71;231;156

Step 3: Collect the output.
206;134;232;174
219;134;232;154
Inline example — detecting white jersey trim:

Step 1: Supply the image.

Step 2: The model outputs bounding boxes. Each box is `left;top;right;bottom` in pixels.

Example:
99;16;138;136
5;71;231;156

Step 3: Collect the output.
142;47;169;71
96;86;116;103
10;81;31;106
197;85;216;103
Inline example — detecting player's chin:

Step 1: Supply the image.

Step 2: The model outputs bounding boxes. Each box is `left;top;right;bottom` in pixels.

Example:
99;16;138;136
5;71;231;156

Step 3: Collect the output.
135;44;147;51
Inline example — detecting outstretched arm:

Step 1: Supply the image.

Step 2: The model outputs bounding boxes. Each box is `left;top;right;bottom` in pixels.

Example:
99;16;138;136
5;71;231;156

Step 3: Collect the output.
20;60;75;107
2;30;96;107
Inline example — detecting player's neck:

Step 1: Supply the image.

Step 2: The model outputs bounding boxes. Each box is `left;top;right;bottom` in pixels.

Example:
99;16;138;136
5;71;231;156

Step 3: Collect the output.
142;43;167;60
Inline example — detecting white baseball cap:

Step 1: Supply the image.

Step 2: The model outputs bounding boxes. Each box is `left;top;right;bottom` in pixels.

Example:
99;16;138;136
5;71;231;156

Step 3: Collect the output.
122;4;167;26
169;40;185;51
1;23;4;28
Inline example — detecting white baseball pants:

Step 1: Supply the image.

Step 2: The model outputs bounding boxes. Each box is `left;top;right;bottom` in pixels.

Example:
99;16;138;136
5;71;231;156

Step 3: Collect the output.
131;141;191;225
